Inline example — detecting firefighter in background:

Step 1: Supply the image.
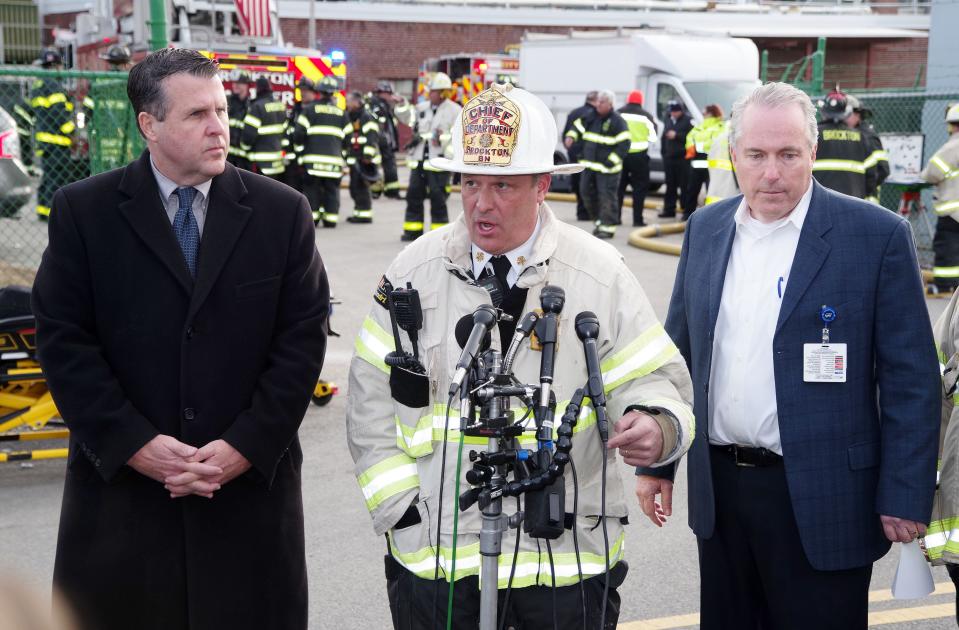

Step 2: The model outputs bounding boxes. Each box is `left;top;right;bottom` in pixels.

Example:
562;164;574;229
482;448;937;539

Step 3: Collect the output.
292;75;351;227
704;127;739;205
13;95;35;173
563;90;598;221
30;48;75;219
846;94;890;204
660;100;692;218
616;89;656;227
86;45;137;173
282;76;315;192
367;80;413;199
344;91;380;224
227;72;253;171
922;104;959;293
681;103;725;220
402;72;461;242
241;77;287;180
566;89;630;239
812;90;876;199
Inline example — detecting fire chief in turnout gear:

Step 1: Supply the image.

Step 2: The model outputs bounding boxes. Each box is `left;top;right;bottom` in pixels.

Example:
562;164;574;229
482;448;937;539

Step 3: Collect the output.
241;77;287;180
346;84;694;630
402;72;461;241
812;90;877;199
31;48;75;219
369;80;413;199
923;103;959;292
292;75;351;227
32;48;329;630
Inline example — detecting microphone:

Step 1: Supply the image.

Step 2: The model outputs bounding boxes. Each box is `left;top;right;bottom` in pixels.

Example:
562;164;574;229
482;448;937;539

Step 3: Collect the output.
448;304;498;396
534;285;565;411
575;311;609;442
502;311;539;375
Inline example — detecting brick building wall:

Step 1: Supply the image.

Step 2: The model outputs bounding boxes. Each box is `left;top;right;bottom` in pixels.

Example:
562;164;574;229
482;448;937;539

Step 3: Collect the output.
280;20;929;97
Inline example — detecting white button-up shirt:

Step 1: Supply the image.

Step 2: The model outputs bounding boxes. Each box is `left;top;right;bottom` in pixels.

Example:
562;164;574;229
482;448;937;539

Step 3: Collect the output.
708;182;813;455
470;217;542;288
150;157;212;237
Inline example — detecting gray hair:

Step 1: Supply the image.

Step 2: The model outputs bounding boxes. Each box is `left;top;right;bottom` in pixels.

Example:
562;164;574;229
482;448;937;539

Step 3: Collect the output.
597;89;616;108
728;82;818;151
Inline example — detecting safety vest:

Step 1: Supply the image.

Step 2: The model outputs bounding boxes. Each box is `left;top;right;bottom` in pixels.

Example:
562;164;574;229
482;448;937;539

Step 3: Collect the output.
291;98;351;179
705;129;739;205
617;104;656;154
685;117;726;169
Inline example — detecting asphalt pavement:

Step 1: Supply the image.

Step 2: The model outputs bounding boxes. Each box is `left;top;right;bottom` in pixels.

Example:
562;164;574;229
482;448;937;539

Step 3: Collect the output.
0;184;955;629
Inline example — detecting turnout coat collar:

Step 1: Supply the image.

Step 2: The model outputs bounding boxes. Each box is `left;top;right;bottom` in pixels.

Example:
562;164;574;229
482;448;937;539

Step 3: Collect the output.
117;151;253;317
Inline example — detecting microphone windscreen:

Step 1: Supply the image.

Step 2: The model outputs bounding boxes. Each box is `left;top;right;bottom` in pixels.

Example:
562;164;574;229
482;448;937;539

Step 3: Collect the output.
455;313;493;353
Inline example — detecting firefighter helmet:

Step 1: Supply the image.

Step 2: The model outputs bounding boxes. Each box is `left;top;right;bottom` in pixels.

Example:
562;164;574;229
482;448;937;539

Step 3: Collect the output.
428;72;452;91
297;76;316;92
375;80;394;94
430;83;584;176
847;94;872;118
358;161;381;183
947;104;959;125
235;72;253;85
100;44;131;65
819;91;851;121
317;75;339;94
37;48;62;68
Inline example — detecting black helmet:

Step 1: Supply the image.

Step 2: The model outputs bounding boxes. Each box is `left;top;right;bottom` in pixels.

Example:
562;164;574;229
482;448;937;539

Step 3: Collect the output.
819;90;851;121
358;161;381;183
375;80;394;94
37;48;62;68
297;76;316;92
100;44;131;65
255;77;272;94
317;75;339;94
235;72;252;85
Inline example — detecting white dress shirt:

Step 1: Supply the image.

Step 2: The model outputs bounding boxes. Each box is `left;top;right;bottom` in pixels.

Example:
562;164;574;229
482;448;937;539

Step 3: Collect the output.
708;182;813;455
150;157;212;237
470;216;542;288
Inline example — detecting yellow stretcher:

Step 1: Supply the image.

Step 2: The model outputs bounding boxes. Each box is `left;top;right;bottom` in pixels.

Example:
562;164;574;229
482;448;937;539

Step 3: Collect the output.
0;291;68;463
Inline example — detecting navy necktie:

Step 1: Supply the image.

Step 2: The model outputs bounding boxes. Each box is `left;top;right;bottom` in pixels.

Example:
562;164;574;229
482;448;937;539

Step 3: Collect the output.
173;187;200;278
490;255;512;290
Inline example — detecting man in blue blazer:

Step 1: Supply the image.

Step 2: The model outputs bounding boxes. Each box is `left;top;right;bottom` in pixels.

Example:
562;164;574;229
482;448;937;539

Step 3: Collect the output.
634;82;940;629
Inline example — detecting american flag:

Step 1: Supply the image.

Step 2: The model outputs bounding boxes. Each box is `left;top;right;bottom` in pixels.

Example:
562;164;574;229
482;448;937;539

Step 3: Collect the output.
235;0;272;37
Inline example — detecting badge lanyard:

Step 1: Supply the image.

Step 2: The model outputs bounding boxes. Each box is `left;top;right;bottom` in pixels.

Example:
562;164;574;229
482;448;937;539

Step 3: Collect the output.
820;305;836;345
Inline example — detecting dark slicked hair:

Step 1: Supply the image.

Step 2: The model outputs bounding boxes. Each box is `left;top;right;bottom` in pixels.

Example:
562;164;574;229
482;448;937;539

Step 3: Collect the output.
127;48;220;136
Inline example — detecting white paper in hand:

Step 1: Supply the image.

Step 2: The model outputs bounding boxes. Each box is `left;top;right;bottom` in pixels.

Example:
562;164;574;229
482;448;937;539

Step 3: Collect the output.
891;540;934;599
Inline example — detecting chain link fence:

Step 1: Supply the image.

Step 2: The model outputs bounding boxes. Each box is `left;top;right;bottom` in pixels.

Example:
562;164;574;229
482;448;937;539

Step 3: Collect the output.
0;67;142;286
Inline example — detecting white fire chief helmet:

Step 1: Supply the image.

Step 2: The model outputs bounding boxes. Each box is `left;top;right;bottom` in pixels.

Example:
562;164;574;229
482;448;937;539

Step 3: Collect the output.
430;83;585;176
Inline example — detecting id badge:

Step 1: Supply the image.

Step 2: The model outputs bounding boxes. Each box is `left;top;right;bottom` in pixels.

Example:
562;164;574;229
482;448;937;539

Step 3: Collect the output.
803;343;847;383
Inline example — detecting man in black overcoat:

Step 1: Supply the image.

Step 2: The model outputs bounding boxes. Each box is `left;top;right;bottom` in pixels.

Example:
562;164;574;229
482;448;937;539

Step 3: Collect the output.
31;48;329;630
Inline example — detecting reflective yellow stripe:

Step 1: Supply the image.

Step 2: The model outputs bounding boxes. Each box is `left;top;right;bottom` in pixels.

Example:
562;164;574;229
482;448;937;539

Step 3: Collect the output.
935;200;959;216
934;266;959;279
323;212;339;222
708;159;733;171
35;132;71;146
243;115;262;127
258;123;286;135
403;222;424;232
307;126;346;137
353;209;373;218
600;323;679;393
60;121;75;134
248;151;284;160
924;516;959;561
931;156;954;177
582;131;629;146
388;531;625;586
691;159;709;169
36;205;51;217
812;159;865;174
362;121;379;134
357;453;419;512
704;196;722;204
579;160;622;174
629;141;649;152
430;223;447;231
863;150;889;169
354;315;393;373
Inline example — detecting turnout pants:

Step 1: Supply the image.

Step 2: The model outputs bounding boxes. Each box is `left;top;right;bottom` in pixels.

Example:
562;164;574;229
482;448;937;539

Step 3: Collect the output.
37;144;72;217
617;152;650;226
302;175;341;225
580;170;620;227
681;159;709;220
404;165;450;236
385;553;627;630
934;216;959;291
568;149;588;220
379;139;402;198
698;445;872;630
662;157;689;217
349;164;373;220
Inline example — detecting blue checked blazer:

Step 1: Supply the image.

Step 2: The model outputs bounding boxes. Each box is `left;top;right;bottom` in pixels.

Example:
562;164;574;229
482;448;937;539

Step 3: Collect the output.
648;181;940;571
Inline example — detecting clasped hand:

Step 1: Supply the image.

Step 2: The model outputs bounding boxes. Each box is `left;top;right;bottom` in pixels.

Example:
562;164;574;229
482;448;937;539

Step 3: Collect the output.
127;435;251;499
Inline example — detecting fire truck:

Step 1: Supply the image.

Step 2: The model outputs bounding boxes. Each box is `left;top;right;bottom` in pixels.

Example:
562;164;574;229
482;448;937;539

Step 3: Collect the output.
418;52;519;105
